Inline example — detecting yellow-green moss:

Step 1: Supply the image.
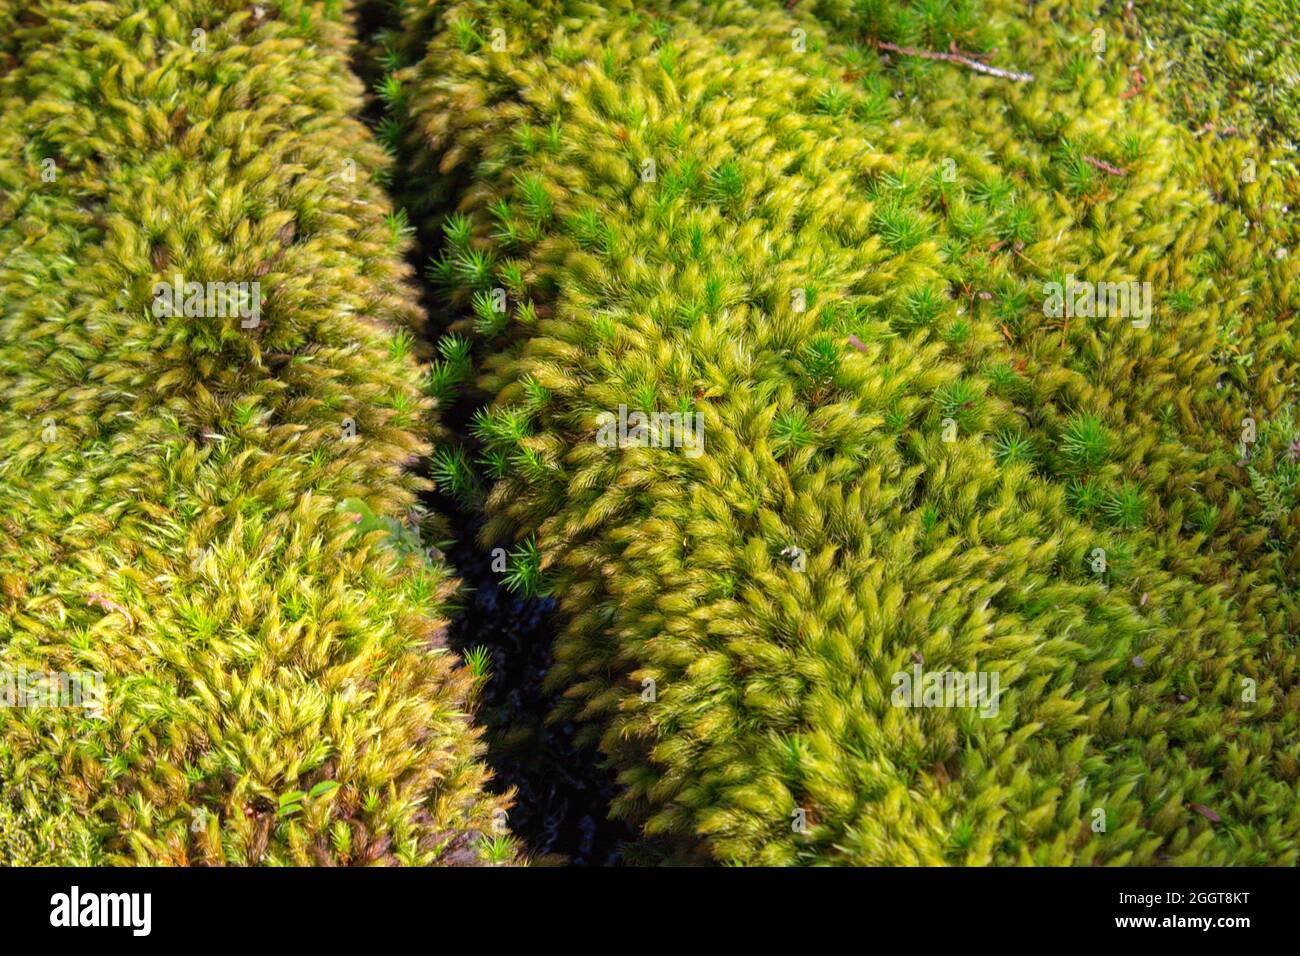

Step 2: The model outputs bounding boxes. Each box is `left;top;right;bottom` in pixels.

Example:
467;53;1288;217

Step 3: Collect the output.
0;0;512;865
397;0;1299;864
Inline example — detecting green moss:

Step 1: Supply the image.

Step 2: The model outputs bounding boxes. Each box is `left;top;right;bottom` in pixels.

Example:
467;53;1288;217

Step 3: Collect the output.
4;0;1295;869
395;0;1299;864
0;750;103;865
0;0;511;865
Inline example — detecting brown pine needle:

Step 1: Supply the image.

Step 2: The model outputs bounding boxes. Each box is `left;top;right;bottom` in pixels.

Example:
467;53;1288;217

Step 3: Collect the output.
1120;69;1146;100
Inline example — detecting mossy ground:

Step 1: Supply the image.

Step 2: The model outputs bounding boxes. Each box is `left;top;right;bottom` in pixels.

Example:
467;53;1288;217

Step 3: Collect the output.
2;0;1297;867
388;0;1300;864
0;0;513;865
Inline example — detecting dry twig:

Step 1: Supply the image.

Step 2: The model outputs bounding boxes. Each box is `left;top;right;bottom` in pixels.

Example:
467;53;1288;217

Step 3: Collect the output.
1084;155;1128;177
874;39;1034;82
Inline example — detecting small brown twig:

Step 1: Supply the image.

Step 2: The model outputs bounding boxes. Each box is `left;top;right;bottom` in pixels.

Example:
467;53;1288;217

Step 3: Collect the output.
1007;239;1042;269
874;39;1034;82
1084;155;1127;177
948;41;993;63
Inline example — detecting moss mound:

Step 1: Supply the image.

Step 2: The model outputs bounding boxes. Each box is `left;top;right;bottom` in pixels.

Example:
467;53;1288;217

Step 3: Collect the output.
0;0;511;865
2;0;1295;868
1137;0;1299;160
393;0;1299;863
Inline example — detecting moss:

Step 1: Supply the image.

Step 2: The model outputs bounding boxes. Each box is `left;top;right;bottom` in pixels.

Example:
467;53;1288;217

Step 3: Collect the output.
0;0;513;865
1137;0;1300;160
4;0;1296;868
395;0;1299;864
0;750;103;865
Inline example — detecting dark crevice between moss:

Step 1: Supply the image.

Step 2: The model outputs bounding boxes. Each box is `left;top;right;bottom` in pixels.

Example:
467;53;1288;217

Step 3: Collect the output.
428;511;633;867
351;0;633;866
